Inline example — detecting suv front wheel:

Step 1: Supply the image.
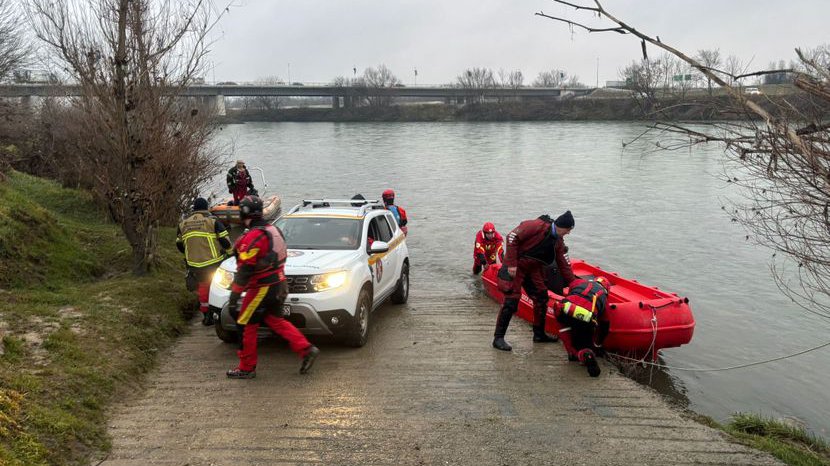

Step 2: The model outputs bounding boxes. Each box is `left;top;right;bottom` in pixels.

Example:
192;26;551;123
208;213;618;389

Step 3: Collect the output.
391;261;409;304
344;287;371;347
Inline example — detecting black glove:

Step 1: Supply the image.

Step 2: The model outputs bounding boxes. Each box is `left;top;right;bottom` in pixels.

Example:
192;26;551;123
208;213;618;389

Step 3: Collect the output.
227;292;241;317
477;253;486;265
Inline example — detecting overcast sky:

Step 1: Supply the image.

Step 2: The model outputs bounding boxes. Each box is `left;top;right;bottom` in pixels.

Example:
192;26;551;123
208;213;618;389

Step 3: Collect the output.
207;0;827;86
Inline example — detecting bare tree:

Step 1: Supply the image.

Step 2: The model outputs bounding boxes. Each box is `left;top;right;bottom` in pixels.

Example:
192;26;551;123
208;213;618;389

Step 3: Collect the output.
620;59;663;112
456;67;496;103
532;69;583;87
363;64;400;107
723;54;746;87
538;1;830;317
695;48;722;95
497;68;524;89
28;0;226;274
0;0;29;81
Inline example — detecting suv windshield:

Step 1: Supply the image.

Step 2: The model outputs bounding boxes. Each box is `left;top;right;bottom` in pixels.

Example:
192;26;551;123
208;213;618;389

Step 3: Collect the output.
275;217;362;250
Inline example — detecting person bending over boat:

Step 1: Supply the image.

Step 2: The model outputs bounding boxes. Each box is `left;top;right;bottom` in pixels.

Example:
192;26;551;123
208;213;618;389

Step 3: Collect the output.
472;222;504;274
226;160;255;206
493;211;577;351
382;189;408;235
554;276;612;377
176;198;232;326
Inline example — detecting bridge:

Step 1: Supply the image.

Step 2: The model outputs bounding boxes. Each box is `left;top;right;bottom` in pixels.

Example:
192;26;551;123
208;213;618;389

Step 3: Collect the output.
0;83;596;115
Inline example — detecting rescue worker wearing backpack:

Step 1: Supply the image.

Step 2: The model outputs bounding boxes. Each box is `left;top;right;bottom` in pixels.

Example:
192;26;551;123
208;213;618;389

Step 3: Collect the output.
473;222;504;274
176;198;232;326
554;276;612;377
382;189;408;235
226;195;319;379
493;211;577;351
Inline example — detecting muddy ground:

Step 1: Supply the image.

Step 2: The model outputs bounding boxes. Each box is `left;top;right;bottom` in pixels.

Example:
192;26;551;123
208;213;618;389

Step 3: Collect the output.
101;291;779;465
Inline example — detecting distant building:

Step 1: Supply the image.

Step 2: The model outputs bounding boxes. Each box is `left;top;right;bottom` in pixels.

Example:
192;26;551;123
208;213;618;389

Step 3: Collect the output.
605;80;627;89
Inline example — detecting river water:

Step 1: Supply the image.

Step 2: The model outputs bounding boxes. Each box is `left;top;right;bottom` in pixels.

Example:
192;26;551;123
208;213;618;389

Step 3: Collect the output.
213;121;830;438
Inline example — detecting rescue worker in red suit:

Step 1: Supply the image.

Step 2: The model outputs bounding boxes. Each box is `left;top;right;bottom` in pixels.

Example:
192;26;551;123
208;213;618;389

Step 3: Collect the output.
382;189;408;235
176;198;231;326
473;222;504;275
226;195;320;379
554;276;612;377
226;160;255;206
493;211;577;351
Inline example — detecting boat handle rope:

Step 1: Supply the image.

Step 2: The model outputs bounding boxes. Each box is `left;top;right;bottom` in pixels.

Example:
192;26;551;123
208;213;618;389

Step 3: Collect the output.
609;338;830;372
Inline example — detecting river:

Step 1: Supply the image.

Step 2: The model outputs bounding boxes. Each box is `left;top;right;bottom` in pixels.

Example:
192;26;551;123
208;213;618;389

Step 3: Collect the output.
213;121;830;439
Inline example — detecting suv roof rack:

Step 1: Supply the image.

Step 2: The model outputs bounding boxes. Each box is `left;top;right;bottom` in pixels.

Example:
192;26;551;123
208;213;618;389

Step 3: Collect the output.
286;198;386;217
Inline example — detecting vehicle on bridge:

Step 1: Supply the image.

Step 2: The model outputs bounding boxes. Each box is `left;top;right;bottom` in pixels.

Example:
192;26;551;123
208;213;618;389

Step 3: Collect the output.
209;198;410;347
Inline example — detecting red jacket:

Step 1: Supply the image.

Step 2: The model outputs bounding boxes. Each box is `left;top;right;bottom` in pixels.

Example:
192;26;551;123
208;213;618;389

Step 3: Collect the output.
504;216;575;284
474;230;504;264
231;221;287;293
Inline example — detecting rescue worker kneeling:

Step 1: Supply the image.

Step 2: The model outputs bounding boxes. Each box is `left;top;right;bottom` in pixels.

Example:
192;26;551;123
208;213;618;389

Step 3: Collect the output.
554;276;612;377
473;222;504;275
226;195;320;379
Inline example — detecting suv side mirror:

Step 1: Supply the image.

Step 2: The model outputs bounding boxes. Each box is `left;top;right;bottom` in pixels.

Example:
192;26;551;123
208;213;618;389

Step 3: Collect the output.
369;241;389;254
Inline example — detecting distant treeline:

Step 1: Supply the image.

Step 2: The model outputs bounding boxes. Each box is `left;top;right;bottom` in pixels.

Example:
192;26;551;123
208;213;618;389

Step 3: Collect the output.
219;94;816;123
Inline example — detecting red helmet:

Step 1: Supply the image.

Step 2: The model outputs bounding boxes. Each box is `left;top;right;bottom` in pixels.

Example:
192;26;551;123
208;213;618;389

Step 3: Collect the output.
482;222;496;234
382;189;395;200
595;276;612;290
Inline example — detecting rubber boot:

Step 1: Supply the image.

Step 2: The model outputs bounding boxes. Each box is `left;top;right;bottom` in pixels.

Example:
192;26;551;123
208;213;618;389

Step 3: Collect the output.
202;311;215;326
493;300;517;351
558;327;579;361
533;325;558;343
226;367;256;379
578;349;601;377
300;346;320;374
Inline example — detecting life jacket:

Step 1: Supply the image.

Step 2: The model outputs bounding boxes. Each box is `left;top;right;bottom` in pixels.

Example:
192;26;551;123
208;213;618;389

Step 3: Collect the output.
560;279;609;323
253;224;287;275
387;205;402;225
178;211;227;268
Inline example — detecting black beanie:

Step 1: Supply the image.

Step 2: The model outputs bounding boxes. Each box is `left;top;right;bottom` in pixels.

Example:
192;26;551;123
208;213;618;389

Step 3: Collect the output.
554;210;575;229
193;197;209;211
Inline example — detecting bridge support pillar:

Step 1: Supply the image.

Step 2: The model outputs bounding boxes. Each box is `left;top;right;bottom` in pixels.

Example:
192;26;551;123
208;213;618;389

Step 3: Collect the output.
19;96;32;108
332;95;341;109
209;94;226;116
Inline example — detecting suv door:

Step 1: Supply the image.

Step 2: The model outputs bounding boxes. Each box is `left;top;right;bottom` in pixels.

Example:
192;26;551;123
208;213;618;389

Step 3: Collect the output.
366;214;396;299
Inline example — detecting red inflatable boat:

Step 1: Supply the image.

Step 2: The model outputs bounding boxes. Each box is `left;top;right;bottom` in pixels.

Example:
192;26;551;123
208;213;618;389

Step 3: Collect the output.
481;260;695;360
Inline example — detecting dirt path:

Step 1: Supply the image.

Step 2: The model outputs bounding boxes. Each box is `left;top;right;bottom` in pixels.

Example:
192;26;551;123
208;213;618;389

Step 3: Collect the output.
101;291;779;465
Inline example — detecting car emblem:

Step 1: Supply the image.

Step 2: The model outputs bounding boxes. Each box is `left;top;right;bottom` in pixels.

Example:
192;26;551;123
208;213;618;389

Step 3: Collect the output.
375;259;383;283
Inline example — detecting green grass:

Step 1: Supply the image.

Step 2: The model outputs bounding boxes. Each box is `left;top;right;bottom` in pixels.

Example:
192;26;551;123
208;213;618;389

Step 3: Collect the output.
0;171;193;465
694;413;830;466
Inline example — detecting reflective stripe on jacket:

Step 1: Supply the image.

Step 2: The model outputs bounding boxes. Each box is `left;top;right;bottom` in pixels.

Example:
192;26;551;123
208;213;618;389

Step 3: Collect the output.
178;211;229;268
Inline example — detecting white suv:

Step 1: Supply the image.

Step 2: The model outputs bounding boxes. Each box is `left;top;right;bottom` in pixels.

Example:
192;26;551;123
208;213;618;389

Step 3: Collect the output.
209;199;410;347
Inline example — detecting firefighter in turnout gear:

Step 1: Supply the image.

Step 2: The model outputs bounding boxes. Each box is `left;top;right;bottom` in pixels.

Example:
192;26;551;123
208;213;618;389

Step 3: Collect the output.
473;222;504;274
493;211;577;351
226;195;319;379
554;276;612;377
177;198;231;326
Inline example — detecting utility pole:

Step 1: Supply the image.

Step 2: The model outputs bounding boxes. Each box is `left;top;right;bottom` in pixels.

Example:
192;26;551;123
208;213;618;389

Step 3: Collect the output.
414;67;418;86
288;63;291;84
596;57;599;88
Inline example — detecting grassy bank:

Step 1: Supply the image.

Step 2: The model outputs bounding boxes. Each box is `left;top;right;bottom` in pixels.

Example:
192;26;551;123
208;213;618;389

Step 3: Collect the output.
695;413;830;466
0;171;193;465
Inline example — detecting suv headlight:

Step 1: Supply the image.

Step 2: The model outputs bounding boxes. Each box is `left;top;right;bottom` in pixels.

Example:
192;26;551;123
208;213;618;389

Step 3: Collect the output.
310;271;347;292
213;268;234;290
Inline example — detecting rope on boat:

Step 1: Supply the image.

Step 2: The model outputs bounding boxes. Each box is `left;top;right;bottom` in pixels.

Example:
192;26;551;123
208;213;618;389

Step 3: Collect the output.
608;339;830;372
